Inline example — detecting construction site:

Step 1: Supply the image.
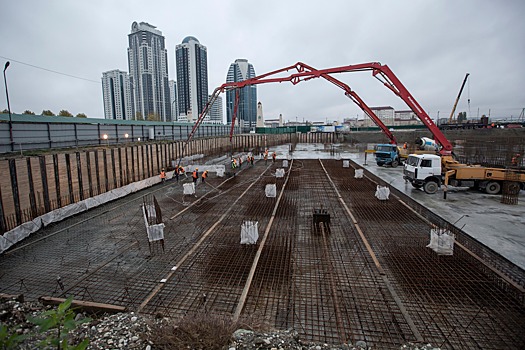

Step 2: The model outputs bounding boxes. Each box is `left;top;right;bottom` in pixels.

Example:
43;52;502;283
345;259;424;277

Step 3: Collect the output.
0;136;524;349
1;62;524;349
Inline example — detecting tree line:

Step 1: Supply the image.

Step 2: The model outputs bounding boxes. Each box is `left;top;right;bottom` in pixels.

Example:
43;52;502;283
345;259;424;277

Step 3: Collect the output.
1;109;88;118
1;109;163;121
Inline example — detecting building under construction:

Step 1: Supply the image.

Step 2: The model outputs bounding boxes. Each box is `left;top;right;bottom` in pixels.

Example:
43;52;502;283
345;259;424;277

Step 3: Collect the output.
0;136;524;349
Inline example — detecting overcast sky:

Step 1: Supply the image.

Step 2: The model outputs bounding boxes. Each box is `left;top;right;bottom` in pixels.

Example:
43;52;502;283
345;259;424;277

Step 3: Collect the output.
1;0;524;123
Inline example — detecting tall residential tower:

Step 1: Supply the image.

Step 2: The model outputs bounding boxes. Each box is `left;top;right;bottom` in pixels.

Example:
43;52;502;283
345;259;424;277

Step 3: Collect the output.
102;70;133;120
175;36;208;122
127;21;171;121
226;59;257;128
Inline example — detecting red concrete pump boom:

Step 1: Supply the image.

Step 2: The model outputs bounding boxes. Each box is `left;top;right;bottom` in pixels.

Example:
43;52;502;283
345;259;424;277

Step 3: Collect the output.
184;62;453;162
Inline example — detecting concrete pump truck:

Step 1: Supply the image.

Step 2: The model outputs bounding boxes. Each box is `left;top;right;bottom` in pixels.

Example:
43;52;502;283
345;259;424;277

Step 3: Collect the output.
183;60;525;197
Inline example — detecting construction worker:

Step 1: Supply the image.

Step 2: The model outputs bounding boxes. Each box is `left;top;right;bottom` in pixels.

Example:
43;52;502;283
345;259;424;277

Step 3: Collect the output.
192;168;199;185
179;165;186;178
272;151;277;163
403;142;408;149
201;170;208;185
174;166;179;182
238;157;243;168
511;153;521;166
264;150;269;164
160;168;166;182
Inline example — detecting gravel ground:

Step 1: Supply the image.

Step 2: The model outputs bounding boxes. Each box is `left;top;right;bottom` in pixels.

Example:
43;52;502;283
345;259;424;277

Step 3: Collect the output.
0;297;440;349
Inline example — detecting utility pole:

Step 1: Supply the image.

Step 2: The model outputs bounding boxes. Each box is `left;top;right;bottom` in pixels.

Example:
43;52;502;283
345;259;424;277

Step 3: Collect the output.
3;61;14;151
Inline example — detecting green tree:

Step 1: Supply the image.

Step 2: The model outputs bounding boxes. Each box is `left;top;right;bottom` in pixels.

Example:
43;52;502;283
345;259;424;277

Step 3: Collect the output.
147;113;160;121
1;109;9;114
23;110;35;115
135;112;143;121
42;110;55;116
75;113;87;118
59;110;73;117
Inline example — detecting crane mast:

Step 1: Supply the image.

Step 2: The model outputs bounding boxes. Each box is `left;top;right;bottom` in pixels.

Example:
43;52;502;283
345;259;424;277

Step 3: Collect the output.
448;73;470;123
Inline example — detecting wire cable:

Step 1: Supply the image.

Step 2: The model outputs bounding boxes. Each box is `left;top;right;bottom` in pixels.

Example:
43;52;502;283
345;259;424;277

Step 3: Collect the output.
0;55;100;84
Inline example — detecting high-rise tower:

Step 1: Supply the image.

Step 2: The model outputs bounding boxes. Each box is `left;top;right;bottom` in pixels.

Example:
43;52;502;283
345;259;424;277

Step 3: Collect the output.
169;80;178;120
102;70;133;120
175;36;208;122
226;59;257;128
128;21;171;121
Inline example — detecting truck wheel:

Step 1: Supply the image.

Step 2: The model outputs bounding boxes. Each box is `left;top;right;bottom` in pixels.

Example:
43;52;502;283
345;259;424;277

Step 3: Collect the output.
485;181;501;195
423;180;439;194
391;160;399;168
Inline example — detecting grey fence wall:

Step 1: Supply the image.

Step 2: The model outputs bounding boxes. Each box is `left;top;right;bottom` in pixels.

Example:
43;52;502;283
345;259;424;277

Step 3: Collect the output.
0;114;244;154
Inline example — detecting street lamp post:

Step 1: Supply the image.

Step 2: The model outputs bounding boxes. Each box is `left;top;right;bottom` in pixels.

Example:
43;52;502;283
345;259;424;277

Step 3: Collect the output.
3;61;14;151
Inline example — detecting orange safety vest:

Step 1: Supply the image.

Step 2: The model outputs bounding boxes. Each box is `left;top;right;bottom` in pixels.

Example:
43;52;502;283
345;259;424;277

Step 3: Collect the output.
192;171;198;179
202;171;208;179
160;171;166;179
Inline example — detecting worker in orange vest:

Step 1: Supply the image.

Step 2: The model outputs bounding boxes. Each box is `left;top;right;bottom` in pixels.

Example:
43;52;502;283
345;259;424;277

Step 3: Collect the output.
272;152;277;163
160;168;166;182
201;170;208;186
192;168;199;185
264;149;269;164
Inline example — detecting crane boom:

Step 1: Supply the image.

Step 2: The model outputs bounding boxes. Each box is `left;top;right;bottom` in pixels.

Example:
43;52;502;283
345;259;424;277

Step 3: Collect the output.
182;61;453;163
448;73;470;123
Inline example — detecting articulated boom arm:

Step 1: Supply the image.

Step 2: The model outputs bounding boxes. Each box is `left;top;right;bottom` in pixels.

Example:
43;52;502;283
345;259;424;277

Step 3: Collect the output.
187;61;451;159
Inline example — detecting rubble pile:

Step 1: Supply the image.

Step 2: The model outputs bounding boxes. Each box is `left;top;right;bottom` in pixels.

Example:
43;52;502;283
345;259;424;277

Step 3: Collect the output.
1;297;440;349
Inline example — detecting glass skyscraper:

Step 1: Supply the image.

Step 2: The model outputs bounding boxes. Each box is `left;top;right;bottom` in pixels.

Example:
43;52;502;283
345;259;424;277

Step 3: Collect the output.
226;59;257;128
127;22;171;121
175;36;208;123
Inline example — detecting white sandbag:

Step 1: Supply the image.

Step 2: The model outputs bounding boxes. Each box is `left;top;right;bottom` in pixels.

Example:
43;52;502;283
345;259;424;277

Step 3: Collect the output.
216;167;225;177
427;228;455;255
265;184;277;198
354;169;364;178
142;204;164;242
375;185;390;200
343;160;350;168
282;160;289;168
183;183;195;195
147;223;165;242
240;221;259;244
275;169;285;178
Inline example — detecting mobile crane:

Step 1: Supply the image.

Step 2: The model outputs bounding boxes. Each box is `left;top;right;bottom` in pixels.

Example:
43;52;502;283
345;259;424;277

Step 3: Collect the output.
181;61;525;197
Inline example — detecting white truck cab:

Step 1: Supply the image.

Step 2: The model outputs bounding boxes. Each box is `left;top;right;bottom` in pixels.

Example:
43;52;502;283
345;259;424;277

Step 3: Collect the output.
403;154;442;194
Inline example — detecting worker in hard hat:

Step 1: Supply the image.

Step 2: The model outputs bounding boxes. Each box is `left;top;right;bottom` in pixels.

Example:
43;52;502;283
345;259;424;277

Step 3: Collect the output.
201;170;208;186
264;150;268;164
192;168;199;185
272;151;277;163
160;168;166;182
